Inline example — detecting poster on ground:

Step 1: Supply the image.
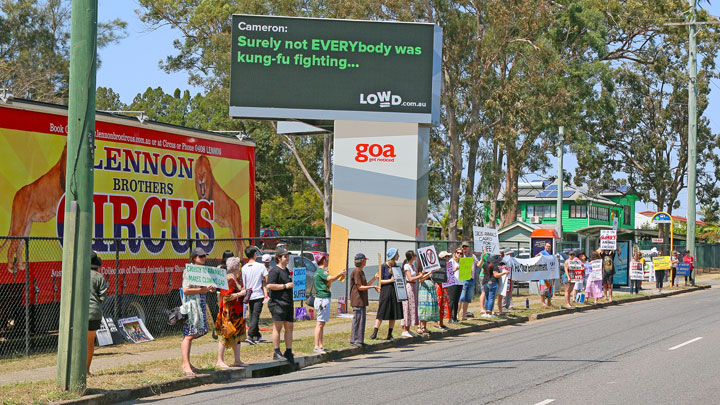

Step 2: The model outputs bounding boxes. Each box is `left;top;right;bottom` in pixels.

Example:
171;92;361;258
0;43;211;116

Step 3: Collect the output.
629;262;644;280
391;266;408;301
568;261;584;282
600;230;617;250
417;245;441;272
118;317;154;343
458;257;473;281
293;267;306;301
184;265;229;290
473;226;500;255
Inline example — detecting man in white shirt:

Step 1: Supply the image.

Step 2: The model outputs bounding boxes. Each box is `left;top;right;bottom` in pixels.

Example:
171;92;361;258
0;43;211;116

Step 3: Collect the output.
242;246;268;344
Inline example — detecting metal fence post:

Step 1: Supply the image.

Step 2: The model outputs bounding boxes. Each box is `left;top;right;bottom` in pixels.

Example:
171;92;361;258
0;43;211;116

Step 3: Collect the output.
114;239;120;320
24;237;30;357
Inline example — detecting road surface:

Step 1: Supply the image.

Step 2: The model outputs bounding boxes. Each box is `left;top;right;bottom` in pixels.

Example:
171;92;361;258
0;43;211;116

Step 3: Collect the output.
132;286;719;404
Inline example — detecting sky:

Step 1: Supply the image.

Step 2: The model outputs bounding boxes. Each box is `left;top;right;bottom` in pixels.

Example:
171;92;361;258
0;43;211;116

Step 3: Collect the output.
96;1;720;219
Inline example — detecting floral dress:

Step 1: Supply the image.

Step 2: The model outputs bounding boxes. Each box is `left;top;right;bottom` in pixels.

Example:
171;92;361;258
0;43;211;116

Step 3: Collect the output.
215;275;247;345
418;279;439;322
401;264;420;327
182;274;208;337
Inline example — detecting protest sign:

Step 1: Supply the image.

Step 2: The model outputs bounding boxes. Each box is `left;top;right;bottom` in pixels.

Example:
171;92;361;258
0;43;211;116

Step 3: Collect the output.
652;256;672;271
589;260;603;281
629;262;644;280
338;296;347;314
118;317;154;343
458;257;473;281
645;261;655;281
676;262;692;277
568;261;584;282
329;223;349;281
96;316;122;346
473;226;500;254
600;230;617;250
502;255;559;282
391;266;408;301
293;267;306;301
184;265;229;290
417;245;441;272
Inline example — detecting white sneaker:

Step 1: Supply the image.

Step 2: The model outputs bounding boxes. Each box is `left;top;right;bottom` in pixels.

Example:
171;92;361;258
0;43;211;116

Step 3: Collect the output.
401;331;413;338
481;313;491;318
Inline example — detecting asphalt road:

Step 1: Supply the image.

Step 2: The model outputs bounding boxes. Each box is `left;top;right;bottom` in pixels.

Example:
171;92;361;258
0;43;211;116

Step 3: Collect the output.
133;286;720;405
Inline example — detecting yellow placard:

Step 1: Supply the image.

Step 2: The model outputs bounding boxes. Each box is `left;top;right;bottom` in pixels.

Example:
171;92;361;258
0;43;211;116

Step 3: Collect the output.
328;223;349;281
652;256;672;271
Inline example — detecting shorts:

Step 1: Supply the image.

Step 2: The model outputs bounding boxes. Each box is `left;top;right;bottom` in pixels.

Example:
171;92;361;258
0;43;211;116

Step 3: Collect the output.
602;273;614;286
459;279;474;303
573;281;584;291
314;297;331;322
89;319;102;331
268;301;294;323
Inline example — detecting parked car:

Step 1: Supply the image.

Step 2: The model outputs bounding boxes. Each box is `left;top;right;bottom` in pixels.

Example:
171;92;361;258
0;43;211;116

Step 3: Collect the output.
258;228;280;249
303;239;326;251
268;253;318;296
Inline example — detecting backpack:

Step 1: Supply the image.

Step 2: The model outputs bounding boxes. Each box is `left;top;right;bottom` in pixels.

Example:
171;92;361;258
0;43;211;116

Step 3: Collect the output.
602;255;613;273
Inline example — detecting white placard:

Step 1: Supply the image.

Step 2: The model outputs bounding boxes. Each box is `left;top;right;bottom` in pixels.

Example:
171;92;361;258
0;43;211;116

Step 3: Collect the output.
96;317;114;346
629;261;644;280
502;255;559;281
473;226;500;255
600;230;617;250
417;245;441;272
589;260;603;281
391;266;408;301
184;264;229;290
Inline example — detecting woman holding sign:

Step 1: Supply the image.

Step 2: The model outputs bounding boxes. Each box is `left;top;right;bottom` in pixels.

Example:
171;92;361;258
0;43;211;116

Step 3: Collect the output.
401;250;423;337
629;251;643;294
446;248;464;323
585;251;603;304
216;256;248;368
563;250;577;308
370;248;404;341
313;253;346;353
181;247;216;377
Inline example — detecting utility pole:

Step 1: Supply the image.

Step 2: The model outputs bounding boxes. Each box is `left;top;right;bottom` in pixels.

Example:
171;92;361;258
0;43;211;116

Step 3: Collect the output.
556;126;564;243
56;0;98;393
687;0;698;285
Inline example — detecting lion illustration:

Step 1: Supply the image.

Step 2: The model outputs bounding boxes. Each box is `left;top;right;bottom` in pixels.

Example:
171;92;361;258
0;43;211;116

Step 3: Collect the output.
1;145;67;272
194;155;246;254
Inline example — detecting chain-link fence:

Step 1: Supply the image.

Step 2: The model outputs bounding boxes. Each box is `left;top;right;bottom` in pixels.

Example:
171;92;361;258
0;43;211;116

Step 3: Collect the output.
636;241;720;271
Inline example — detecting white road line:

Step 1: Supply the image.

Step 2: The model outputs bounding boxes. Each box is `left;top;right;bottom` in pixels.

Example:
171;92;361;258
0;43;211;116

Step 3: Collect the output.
669;337;703;351
534;400;556;405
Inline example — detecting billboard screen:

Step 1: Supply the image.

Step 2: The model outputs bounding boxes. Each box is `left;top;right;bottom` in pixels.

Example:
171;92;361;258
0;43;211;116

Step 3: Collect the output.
230;15;441;124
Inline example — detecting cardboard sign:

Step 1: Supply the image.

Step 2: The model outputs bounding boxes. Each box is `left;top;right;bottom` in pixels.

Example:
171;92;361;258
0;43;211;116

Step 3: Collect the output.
600;230;617;250
184;265;229;290
652;256;672;271
417;245;441;272
293;267;306;301
96;316;123;346
589;260;603;281
473;226;500;254
629;262;644;280
391;266;408;301
677;262;692;277
328;223;349;282
458;257;473;281
568;261;584;282
118;317;154;343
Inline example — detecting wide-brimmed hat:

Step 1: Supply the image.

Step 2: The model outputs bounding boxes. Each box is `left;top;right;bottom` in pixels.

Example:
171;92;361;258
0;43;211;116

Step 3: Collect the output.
438;251;451;259
386;248;398;260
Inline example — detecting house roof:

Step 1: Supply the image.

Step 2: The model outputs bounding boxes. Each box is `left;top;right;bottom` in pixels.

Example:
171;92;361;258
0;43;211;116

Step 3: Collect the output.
496;181;623;207
498;221;540;235
637;211;707;226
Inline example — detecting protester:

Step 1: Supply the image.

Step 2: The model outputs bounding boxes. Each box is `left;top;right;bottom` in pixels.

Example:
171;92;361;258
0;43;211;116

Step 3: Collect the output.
459;241;477;320
401;250;423;337
599;248;617;302
654;253;667;294
573;250;587;302
502;250;515;310
370;248;404;340
482;255;508;317
671;251;681;287
87;251;108;375
216;256;248;368
476;250;490;316
446;248;464;323
416;260;437;335
585;251;603;304
241;246;267;345
683;249;695;285
563;250;577;308
181;247;216;376
219;250;234;269
537;242;554;307
629;251;643;295
313;253;346;353
266;247;295;363
497;249;511;313
434;251;451;330
349;253;379;347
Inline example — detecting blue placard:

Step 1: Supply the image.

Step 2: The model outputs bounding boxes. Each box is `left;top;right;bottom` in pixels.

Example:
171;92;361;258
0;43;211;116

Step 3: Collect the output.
293;267;307;301
677;262;691;277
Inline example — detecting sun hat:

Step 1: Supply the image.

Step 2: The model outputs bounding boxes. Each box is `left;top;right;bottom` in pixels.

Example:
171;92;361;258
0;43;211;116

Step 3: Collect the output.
386;248;398;260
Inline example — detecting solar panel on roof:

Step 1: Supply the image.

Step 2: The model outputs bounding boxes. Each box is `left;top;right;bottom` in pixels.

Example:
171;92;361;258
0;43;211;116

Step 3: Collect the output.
563;190;574;198
545;185;558;191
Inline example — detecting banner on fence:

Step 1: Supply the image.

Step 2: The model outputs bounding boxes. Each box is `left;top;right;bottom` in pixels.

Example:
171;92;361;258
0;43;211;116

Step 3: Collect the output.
391;266;408;301
600;230;617;250
629;262;644;280
568;261;584;282
293;267;306;301
118;317;154;343
677;262;692;277
417;245;441;272
473;226;500;254
503;255;559;281
458;257;473;281
652;256;672;271
184;264;229;289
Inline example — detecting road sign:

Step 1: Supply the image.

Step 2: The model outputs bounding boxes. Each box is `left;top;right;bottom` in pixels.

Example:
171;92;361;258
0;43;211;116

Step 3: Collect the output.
651;212;673;224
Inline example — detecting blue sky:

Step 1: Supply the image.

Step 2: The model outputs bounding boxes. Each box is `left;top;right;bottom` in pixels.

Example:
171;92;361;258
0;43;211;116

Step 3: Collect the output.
96;1;720;219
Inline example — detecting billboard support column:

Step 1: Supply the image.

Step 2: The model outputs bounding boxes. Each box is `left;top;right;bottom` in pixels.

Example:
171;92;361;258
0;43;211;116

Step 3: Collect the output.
331;121;429;241
56;0;98;393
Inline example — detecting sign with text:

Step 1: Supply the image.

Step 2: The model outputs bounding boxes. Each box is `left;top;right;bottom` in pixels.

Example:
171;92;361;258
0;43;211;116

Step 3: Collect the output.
458;257;473;281
391;266;408;301
502;255;559;282
589;260;603;281
651;238;664;243
183;265;229;290
600;230;617;250
230;15;441;124
293;267;306;301
417;245;441;272
676;262;692;277
652;256;672;271
473;226;500;254
629;262;644;280
568;261;584;282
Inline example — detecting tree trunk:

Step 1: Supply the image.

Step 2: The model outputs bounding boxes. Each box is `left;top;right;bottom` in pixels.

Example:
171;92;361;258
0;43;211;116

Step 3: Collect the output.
488;142;504;229
501;160;519;227
447;122;463;242
323;133;333;239
461;134;479;236
254;198;262;238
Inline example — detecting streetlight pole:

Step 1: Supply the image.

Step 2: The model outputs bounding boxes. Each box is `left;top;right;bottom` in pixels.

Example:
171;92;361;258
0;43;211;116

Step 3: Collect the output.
687;0;698;284
556;126;564;243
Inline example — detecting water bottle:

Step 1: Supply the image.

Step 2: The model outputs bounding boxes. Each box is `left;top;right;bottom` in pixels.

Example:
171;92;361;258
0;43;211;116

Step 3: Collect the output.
525;298;529;309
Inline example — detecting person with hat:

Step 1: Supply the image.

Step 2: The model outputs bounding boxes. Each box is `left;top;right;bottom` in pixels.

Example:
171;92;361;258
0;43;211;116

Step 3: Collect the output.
417;254;438;335
349;253;379;347
369;248;404;340
434;251;451;330
241;246;267;344
446;247;465;323
482;255;508;317
459;242;478;321
266;247;295;362
502;249;516;310
87;251;108;375
496;248;511;314
181;247;216;376
313;253;347;353
401;250;424;337
573;250;587;302
563;250;578;308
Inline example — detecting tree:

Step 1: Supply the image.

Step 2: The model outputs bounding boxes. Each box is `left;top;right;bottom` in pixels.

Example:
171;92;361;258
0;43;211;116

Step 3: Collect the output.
95;86;126;111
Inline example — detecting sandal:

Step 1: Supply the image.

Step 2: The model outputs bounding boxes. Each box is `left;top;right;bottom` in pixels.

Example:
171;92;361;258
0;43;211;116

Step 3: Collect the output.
231;361;249;368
